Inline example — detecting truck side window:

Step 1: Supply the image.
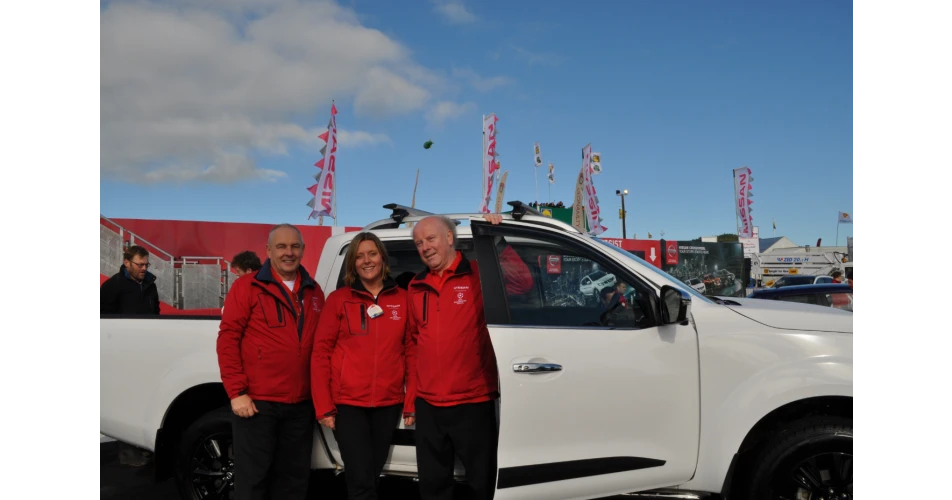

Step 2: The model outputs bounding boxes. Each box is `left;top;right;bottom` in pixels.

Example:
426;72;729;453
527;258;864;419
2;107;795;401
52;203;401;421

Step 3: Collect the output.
492;235;652;329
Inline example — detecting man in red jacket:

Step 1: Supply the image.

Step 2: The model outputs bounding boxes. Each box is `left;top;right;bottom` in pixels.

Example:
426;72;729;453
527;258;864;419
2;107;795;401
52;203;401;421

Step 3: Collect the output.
407;214;509;500
217;224;325;500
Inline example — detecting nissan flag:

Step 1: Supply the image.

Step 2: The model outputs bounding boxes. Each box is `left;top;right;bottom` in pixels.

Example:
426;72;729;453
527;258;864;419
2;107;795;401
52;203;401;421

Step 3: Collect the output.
308;102;339;220
533;142;543;167
581;144;607;236
479;114;500;214
733;166;754;238
548;163;555;184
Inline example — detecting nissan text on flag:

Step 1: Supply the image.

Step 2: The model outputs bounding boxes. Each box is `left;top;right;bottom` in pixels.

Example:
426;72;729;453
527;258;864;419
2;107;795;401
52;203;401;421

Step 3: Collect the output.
100;202;852;500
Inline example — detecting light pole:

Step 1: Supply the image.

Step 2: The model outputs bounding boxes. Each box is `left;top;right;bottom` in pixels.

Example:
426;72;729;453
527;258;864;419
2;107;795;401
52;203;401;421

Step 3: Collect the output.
616;189;628;239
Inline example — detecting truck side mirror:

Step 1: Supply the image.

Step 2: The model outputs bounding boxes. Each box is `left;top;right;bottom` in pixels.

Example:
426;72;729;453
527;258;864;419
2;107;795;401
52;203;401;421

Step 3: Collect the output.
660;286;691;325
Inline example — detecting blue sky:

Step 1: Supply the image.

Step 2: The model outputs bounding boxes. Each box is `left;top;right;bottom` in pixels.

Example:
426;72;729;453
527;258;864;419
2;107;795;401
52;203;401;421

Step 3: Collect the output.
100;0;852;246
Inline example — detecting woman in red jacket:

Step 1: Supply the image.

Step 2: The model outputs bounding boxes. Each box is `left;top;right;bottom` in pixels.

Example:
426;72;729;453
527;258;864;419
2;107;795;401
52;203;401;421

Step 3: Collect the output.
311;232;415;500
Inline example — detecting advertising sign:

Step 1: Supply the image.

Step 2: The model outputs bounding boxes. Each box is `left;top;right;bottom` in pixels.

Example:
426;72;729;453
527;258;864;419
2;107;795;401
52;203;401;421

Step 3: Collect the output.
546;255;562;274
662;241;745;297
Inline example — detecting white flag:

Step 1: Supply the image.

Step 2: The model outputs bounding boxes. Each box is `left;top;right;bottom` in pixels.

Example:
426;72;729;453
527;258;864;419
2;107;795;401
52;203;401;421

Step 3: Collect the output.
533;142;543;167
308;102;339;220
548;163;555;184
590;152;602;174
838;211;853;224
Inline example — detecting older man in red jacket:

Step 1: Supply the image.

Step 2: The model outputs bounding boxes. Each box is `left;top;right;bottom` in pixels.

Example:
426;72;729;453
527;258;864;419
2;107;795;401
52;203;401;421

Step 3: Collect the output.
407;214;523;500
217;223;325;500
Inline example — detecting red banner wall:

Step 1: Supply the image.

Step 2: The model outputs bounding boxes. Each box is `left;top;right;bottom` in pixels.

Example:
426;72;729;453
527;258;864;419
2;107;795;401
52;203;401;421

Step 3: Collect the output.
108;218;362;276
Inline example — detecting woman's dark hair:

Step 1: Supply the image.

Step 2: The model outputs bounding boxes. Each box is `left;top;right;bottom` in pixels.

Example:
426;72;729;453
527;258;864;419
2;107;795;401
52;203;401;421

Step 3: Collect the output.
344;232;391;287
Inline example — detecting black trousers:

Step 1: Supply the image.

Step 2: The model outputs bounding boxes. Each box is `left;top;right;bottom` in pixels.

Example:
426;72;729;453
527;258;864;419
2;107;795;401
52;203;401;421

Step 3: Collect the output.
415;398;498;500
333;404;404;500
232;400;315;500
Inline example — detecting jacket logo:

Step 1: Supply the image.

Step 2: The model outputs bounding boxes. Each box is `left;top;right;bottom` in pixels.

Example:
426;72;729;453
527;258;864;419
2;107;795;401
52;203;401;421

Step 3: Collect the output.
455;291;467;305
390;309;401;320
312;298;322;312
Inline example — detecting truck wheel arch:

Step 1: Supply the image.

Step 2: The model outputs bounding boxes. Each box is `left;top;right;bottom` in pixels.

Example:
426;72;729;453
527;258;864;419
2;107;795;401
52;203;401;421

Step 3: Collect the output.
721;395;852;499
154;383;230;482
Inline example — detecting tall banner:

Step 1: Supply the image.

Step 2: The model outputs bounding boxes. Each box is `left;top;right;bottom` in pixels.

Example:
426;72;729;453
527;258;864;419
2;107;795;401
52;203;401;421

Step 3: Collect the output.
581;144;607;236
308;102;339;220
733;166;753;238
533;142;543;167
548;163;555;184
479;114;500;213
494;170;509;214
571;169;586;231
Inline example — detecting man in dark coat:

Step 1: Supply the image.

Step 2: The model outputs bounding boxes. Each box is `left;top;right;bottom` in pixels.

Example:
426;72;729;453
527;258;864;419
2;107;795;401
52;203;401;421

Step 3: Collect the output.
100;245;161;315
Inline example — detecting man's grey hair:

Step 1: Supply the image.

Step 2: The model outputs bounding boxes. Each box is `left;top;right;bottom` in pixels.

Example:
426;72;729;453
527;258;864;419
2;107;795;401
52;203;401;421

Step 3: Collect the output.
268;223;304;246
414;216;458;250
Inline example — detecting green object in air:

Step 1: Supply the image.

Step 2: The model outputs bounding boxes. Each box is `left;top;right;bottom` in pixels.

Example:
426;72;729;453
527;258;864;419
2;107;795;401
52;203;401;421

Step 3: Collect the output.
423;140;433;149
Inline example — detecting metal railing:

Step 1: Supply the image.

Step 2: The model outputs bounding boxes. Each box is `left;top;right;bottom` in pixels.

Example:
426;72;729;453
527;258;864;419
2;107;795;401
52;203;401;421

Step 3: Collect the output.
100;216;232;310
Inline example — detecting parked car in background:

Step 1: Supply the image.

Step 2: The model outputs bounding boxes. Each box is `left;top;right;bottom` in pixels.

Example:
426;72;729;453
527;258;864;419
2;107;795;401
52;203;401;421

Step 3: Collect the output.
764;274;834;288
747;283;853;312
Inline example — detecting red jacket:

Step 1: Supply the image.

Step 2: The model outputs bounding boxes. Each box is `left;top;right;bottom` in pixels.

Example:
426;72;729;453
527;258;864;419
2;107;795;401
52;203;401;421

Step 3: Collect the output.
311;278;416;417
407;252;498;407
217;261;325;403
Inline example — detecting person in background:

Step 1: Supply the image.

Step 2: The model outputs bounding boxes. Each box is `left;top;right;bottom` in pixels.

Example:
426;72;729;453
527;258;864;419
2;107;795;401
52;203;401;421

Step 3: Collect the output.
217;224;325;500
101;245;161;315
831;271;844;284
231;250;263;277
312;232;414;500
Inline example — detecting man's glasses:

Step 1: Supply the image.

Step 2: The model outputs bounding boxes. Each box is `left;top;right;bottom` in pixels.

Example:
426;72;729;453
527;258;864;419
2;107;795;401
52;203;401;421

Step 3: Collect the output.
129;261;151;269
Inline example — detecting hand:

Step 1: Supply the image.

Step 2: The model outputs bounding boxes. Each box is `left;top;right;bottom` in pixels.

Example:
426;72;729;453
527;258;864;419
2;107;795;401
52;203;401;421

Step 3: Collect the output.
318;416;336;430
483;214;503;225
231;395;258;418
404;416;416;427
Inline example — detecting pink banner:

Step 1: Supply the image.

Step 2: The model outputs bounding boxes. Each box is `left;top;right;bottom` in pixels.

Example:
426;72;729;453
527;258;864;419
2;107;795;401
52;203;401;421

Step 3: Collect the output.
479;114;500;213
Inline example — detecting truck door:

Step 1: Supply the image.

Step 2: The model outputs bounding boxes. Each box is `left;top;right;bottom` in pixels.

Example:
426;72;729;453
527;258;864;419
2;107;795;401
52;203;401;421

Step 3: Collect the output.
472;223;700;499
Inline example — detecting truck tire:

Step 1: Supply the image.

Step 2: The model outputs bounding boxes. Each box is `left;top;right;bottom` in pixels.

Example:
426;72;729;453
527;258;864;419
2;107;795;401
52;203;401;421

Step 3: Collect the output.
174;406;235;500
744;416;852;500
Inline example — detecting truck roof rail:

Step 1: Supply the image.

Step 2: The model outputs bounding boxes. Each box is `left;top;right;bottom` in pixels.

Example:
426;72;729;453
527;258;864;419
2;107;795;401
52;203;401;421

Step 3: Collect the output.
507;200;543;220
361;201;583;234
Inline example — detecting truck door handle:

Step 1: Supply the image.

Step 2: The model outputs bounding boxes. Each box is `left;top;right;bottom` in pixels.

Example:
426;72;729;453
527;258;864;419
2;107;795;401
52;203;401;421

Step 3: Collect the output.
512;363;562;373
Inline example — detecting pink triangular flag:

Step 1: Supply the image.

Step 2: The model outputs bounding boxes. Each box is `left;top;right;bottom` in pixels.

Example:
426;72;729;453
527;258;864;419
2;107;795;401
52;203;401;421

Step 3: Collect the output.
319;131;329;143
307;184;318;196
315;158;324;169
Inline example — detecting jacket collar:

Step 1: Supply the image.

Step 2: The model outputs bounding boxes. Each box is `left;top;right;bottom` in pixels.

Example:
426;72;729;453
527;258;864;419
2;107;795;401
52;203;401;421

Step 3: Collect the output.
411;252;473;283
351;276;398;296
120;265;156;285
254;259;317;290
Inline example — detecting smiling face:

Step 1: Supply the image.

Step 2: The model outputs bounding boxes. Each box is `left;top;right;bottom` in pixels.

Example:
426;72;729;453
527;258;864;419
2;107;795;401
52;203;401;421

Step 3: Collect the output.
266;226;304;280
413;216;456;273
355;239;384;285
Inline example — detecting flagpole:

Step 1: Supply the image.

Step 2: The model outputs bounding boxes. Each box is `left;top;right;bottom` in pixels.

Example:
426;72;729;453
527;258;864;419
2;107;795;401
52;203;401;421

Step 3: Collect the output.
534;164;539;208
836;221;839;248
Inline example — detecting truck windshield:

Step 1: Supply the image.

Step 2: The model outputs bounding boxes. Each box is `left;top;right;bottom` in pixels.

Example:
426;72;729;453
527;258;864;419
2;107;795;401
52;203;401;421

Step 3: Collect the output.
591;238;715;304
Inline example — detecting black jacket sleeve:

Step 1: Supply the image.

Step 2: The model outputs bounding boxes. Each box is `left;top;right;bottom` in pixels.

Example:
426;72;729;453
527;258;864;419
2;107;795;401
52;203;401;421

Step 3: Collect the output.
100;277;120;314
149;284;161;314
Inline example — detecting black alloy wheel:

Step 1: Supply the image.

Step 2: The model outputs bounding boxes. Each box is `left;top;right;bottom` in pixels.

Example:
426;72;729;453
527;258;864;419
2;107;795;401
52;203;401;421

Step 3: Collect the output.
176;407;236;500
746;416;853;500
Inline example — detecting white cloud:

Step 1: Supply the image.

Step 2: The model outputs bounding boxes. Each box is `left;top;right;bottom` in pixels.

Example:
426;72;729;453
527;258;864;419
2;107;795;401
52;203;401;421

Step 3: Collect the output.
429;0;477;24
337;129;392;148
426;101;477;127
101;0;445;184
452;67;514;92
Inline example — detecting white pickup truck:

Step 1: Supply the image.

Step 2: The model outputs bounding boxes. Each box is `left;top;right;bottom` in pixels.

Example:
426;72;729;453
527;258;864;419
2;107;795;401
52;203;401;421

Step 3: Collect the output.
100;203;853;500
